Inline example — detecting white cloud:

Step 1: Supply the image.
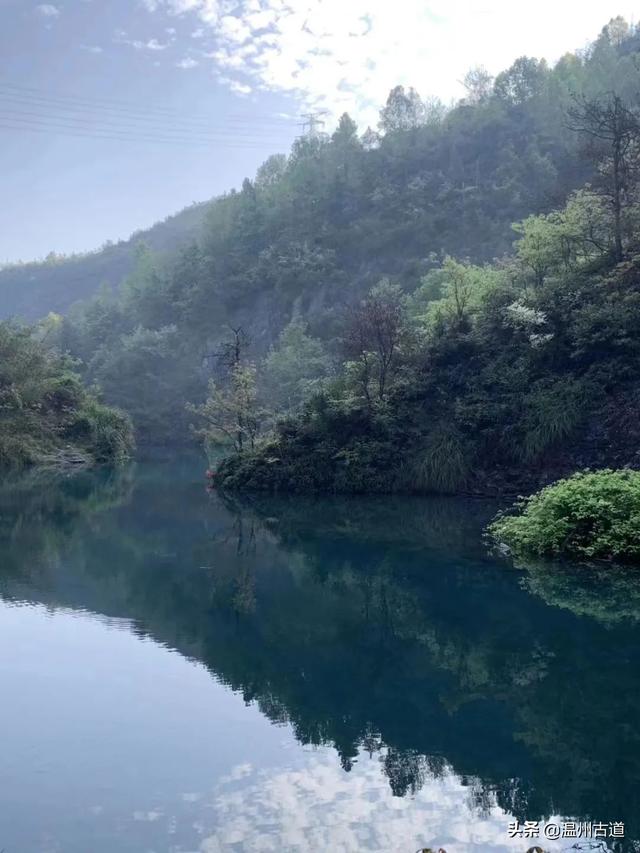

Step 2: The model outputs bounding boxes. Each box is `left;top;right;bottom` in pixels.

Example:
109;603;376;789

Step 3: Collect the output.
200;749;579;853
36;3;60;16
141;0;637;125
218;14;252;43
80;44;104;53
116;33;170;51
176;56;199;68
228;80;252;95
146;37;168;50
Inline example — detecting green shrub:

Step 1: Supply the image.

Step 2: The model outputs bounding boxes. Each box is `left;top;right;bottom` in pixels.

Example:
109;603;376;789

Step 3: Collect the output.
490;469;640;561
66;399;134;465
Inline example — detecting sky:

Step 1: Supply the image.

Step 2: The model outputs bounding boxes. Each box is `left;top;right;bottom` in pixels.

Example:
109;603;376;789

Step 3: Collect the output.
0;0;635;264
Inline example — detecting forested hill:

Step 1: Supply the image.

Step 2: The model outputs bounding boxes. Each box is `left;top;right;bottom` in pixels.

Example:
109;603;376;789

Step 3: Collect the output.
12;16;640;465
0;201;210;320
5;18;636;327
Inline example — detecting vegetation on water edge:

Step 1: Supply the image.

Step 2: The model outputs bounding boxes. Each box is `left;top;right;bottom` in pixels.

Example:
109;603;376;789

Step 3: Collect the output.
489;470;640;562
0;322;134;471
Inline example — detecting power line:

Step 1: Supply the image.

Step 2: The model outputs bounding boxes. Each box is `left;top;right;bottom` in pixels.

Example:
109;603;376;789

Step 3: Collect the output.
0;80;303;149
0;103;290;145
0;81;293;129
0;83;299;148
0;118;287;149
0;91;282;137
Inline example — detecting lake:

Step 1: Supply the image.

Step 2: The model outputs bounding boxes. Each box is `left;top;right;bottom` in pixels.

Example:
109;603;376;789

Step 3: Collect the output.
0;455;638;853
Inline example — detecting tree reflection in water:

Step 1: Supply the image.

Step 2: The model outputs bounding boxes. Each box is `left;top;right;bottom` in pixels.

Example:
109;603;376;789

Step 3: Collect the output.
0;459;638;850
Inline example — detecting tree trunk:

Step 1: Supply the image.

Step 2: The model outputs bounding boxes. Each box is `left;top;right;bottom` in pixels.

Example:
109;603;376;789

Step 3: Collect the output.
613;140;623;262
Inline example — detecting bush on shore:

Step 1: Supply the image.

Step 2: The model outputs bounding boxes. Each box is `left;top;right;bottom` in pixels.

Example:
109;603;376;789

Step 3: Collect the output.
0;322;134;471
489;469;640;562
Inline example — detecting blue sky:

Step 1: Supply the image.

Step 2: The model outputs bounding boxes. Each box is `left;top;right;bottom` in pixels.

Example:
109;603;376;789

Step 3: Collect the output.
0;0;631;263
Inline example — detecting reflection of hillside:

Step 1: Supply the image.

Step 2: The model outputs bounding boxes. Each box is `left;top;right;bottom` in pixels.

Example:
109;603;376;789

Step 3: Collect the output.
0;466;134;593
237;495;640;837
1;468;639;846
229;492;499;558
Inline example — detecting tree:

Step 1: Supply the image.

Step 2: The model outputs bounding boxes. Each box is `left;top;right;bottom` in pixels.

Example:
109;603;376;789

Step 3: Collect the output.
190;363;260;454
208;325;250;373
343;281;407;404
62;283;125;365
567;93;640;261
427;258;501;326
361;126;380;150
462;66;493;104
494;57;548;105
120;242;168;328
332;113;359;146
262;317;330;411
89;324;203;444
166;243;220;342
513;189;613;284
378;86;427;133
255;154;288;189
513;214;566;287
329;113;362;203
424;95;447;125
599;16;631;50
36;311;64;345
190;326;261;454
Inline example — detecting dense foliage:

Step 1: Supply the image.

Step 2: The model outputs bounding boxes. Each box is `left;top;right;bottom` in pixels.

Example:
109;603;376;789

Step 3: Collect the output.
490;470;640;561
217;209;640;492
0;322;133;470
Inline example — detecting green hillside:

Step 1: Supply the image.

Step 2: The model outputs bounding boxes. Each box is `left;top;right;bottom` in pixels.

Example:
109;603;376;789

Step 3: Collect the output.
7;17;640;495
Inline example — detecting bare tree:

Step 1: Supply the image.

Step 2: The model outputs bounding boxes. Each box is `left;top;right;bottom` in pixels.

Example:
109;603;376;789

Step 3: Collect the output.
343;281;406;404
567;93;640;261
216;325;250;370
192;325;261;454
203;325;251;374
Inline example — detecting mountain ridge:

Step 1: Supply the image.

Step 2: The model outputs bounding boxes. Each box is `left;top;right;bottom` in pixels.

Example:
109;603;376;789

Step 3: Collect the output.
0;200;211;320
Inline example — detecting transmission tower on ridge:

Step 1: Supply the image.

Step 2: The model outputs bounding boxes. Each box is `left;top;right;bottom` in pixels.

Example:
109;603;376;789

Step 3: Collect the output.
298;111;327;138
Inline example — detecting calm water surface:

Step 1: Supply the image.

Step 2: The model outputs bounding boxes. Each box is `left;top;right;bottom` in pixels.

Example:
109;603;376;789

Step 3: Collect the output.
0;456;639;853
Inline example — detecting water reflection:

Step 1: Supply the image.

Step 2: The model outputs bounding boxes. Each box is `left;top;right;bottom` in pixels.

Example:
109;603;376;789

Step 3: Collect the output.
0;458;638;851
520;557;640;626
201;750;570;853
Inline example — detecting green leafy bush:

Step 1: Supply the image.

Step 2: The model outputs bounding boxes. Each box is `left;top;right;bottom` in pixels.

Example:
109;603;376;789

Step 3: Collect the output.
0;322;134;471
490;469;640;561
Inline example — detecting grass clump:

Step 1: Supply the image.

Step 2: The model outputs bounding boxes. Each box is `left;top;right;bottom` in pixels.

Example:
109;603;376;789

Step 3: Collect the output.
490;469;640;562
